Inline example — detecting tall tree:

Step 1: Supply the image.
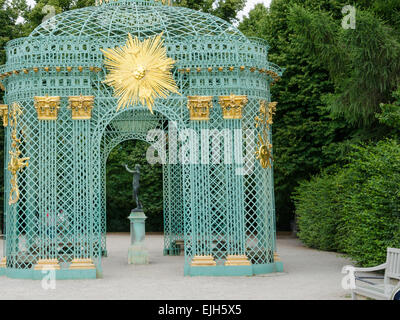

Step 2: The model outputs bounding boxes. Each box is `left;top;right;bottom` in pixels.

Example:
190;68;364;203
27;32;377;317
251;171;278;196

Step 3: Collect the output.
174;0;246;23
239;0;358;229
239;0;400;229
287;3;400;126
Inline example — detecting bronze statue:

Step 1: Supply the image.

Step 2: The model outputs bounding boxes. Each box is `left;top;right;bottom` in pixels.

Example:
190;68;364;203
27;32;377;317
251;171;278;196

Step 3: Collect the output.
123;163;142;211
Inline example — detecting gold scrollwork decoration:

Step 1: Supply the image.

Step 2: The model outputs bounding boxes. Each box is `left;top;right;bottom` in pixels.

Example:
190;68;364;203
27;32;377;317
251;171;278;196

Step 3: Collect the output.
68;95;95;120
187;96;213;121
219;94;248;119
34;95;61;120
255;101;277;169
0;105;8;126
8;103;30;205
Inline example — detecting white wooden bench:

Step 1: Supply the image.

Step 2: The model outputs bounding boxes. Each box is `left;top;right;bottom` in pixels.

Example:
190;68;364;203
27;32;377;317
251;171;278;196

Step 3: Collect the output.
351;248;400;300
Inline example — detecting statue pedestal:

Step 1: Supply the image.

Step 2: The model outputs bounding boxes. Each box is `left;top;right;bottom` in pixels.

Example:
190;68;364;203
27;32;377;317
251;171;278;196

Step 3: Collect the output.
128;210;149;265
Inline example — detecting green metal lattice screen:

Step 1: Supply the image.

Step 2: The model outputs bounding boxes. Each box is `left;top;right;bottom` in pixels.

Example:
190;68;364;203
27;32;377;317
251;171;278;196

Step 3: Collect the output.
0;0;283;278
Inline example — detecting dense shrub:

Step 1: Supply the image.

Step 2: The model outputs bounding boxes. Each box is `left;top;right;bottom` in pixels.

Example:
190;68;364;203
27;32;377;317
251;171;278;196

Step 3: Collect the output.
294;139;400;266
293;167;347;251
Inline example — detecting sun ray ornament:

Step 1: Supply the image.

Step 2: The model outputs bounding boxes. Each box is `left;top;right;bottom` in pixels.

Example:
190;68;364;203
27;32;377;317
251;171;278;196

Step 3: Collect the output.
101;32;180;113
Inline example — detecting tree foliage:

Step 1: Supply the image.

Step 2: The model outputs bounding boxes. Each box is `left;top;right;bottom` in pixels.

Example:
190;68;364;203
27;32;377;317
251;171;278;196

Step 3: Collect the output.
239;0;355;229
174;0;246;23
287;4;400;126
239;0;400;230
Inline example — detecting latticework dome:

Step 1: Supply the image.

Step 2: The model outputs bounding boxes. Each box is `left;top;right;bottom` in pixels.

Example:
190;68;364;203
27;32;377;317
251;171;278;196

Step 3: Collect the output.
30;0;245;41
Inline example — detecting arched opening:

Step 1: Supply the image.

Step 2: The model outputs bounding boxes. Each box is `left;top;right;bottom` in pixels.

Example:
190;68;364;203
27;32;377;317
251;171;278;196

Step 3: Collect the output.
106;140;163;233
98;107;185;262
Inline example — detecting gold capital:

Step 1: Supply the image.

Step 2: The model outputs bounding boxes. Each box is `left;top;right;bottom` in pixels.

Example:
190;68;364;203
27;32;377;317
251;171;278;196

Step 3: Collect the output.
219;94;248;120
187;96;213;121
34;95;61;120
68;95;95;120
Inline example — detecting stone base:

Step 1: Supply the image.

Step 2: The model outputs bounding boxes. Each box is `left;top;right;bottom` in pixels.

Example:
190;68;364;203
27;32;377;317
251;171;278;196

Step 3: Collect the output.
34;259;61;271
69;258;96;270
128;244;149;265
191;255;216;266
224;255;251;266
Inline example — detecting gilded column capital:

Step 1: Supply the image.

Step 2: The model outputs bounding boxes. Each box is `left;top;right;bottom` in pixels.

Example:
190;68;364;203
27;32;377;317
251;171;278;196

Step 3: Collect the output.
219;94;248;119
68;95;95;120
0;104;8;127
187;96;213;121
34;95;61;120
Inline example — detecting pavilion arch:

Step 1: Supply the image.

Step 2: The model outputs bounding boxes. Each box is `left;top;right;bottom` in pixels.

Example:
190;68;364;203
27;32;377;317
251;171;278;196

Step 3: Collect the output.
98;107;185;259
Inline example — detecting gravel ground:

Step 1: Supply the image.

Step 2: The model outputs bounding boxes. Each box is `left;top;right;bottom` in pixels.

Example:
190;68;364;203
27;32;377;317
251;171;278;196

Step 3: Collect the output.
0;234;352;300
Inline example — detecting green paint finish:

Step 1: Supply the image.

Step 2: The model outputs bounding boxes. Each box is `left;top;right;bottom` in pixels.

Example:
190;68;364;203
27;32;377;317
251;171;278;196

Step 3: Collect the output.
275;262;284;273
184;263;284;276
0;0;282;279
5;268;97;280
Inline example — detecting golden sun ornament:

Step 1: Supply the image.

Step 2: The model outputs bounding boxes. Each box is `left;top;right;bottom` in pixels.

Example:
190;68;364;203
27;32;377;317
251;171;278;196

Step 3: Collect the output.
101;33;179;113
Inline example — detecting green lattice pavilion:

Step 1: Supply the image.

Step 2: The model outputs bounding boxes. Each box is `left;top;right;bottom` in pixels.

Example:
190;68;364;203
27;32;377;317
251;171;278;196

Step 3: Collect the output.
0;0;283;279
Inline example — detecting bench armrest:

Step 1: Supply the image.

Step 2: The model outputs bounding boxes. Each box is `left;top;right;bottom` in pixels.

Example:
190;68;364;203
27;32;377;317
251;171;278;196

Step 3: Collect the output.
353;263;387;273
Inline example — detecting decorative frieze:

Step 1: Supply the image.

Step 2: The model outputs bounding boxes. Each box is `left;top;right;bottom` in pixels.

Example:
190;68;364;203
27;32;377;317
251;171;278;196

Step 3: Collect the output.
187;96;213;121
34;95;61;120
224;255;251;266
191;255;216;266
219;94;248;119
0;105;8;126
68;95;95;120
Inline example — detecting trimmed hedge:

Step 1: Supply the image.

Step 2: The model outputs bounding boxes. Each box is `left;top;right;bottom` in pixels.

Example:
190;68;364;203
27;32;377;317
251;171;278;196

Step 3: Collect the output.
294;139;400;266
